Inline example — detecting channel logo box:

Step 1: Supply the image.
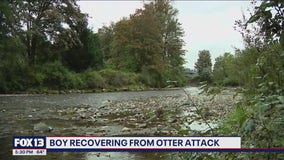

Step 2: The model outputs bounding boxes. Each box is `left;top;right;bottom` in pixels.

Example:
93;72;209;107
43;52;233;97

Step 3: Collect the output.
13;136;46;155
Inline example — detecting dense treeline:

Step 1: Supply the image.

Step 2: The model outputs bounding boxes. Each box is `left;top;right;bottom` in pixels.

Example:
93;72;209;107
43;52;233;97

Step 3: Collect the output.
189;1;283;159
0;0;186;93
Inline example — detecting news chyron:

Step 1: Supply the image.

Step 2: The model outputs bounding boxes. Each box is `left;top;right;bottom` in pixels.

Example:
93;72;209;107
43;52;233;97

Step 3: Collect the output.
12;136;241;156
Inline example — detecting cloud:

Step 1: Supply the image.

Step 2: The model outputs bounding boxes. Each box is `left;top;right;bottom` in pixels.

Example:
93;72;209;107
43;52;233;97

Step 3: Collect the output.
78;1;143;30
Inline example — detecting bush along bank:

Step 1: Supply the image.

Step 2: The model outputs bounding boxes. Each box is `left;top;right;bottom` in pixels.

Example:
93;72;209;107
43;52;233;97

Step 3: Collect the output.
0;61;187;94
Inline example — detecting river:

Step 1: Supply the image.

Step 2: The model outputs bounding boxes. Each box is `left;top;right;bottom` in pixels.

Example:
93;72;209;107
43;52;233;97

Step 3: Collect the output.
0;87;231;160
1;88;195;160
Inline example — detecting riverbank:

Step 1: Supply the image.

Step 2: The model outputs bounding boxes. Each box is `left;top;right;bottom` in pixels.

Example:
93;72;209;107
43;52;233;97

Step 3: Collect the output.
0;85;184;95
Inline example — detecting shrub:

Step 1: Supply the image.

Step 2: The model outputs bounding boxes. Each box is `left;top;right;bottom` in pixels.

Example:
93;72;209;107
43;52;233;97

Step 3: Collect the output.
138;67;165;88
162;67;187;87
99;69;137;87
36;61;82;89
81;70;105;89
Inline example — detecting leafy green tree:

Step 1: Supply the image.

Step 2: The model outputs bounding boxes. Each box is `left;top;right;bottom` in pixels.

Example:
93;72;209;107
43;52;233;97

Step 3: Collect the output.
195;50;212;82
154;0;185;68
235;0;284;48
63;24;103;72
213;52;238;86
153;0;186;85
11;0;87;65
0;0;21;37
247;0;284;46
0;36;29;92
110;3;164;75
98;23;114;63
131;3;164;74
110;17;139;72
107;1;185;87
0;1;30;92
233;47;259;88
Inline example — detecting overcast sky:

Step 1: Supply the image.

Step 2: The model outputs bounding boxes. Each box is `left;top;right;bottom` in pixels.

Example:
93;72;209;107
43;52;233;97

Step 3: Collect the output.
78;1;252;69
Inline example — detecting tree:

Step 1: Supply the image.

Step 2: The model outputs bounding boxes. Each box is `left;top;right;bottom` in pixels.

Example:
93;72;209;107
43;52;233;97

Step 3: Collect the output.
63;26;103;72
0;1;30;92
110;17;139;72
235;0;284;48
213;52;238;86
110;4;164;73
247;0;284;46
98;23;114;63
154;0;185;68
0;0;20;37
10;0;87;65
106;1;185;86
195;50;212;82
153;0;186;85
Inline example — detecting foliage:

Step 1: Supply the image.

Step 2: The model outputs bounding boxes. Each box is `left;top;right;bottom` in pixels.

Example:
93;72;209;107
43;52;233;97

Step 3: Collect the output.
8;0;87;65
138;67;165;88
63;27;103;72
212;53;237;86
99;69;138;88
80;70;105;89
163;66;187;87
110;17;141;72
213;52;239;86
218;103;249;135
209;1;284;157
233;47;260;89
109;0;185;82
195;50;212;82
182;1;284;159
98;23;114;62
35;61;83;89
0;0;186;93
247;0;284;46
242;44;284;152
0;36;30;93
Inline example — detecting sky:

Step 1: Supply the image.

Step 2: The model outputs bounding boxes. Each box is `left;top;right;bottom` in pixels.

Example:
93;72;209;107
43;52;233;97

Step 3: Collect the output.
78;1;252;69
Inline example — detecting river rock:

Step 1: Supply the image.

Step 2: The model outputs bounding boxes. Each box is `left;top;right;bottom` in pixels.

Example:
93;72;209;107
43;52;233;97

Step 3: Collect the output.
161;130;170;135
80;113;86;119
33;122;53;133
129;118;137;121
122;127;130;132
138;123;147;128
167;118;177;123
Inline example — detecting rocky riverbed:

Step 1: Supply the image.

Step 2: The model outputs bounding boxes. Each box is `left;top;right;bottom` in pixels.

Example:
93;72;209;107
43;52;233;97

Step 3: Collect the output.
17;92;238;136
0;87;241;160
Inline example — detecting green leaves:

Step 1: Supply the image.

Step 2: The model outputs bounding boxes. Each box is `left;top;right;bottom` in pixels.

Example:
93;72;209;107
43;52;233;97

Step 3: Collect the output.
247;14;260;24
242;118;256;133
195;50;212;82
212;52;239;86
278;96;284;104
108;1;185;87
246;0;284;44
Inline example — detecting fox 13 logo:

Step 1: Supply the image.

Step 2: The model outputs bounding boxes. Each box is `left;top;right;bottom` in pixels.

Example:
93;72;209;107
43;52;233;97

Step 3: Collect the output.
13;136;46;149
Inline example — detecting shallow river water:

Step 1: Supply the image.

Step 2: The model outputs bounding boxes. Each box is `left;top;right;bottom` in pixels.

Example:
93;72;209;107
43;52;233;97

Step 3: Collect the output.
0;88;194;160
0;87;229;160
